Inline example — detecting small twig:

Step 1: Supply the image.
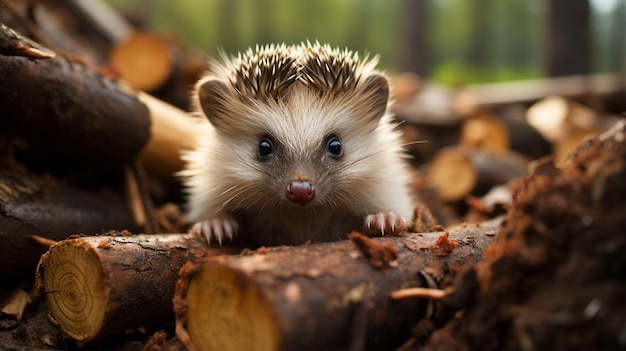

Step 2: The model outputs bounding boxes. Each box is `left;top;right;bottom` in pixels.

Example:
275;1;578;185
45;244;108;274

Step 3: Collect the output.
389;287;449;300
0;23;54;59
29;235;58;247
125;165;147;229
125;162;160;234
15;45;54;59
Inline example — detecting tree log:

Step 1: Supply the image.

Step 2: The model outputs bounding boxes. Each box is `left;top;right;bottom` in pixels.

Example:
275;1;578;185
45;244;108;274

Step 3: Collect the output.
0;170;137;283
0;23;150;169
427;146;529;202
459;110;552;160
110;31;174;92
525;96;622;163
35;232;236;346
173;219;500;351
459;113;510;152
136;91;204;181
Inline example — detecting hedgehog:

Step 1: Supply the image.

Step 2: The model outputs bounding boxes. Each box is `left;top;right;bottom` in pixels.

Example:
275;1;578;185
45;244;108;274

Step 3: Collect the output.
179;42;416;246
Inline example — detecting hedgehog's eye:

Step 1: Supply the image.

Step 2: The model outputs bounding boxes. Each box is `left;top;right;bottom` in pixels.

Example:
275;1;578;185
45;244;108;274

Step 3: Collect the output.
326;137;342;157
258;138;274;158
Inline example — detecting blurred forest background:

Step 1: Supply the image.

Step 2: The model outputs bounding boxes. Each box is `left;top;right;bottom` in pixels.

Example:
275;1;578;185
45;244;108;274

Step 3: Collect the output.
105;0;626;85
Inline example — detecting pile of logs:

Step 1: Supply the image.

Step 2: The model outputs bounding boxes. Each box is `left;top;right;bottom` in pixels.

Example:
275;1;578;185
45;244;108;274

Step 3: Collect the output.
0;1;625;350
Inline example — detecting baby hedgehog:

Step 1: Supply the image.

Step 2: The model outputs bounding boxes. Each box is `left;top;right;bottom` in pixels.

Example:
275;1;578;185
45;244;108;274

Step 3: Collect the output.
180;42;416;246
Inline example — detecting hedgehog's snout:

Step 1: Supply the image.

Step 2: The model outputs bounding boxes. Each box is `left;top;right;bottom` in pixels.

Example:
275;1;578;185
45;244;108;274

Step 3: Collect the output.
285;179;316;205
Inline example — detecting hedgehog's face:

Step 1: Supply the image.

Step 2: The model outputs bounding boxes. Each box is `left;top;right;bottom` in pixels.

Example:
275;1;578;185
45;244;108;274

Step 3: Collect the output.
194;42;393;213
198;72;391;213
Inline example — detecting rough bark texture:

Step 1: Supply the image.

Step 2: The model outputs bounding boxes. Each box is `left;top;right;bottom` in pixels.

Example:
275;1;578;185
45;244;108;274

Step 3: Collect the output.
173;219;500;351
421;119;626;350
36;232;235;346
0;23;151;169
0;170;137;283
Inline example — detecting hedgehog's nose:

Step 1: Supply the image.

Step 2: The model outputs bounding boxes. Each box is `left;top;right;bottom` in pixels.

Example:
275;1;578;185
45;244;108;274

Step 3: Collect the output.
286;180;316;205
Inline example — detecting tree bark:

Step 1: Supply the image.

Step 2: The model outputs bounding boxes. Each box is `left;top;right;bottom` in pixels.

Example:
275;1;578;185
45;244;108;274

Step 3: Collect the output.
0;170;137;283
0;23;151;169
174;219;500;351
35;232;237;346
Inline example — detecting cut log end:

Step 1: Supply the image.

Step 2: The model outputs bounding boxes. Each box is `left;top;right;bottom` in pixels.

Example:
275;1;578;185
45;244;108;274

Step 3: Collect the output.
39;241;107;341
184;266;281;351
428;148;477;201
428;146;529;202
460;115;509;152
110;32;173;92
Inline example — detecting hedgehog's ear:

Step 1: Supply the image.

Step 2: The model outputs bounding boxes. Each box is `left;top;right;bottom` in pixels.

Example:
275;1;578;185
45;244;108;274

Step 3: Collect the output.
197;78;231;127
362;73;390;121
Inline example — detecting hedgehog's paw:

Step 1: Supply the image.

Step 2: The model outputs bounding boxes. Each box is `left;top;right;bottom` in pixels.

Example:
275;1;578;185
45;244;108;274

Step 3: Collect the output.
190;216;239;245
364;212;407;236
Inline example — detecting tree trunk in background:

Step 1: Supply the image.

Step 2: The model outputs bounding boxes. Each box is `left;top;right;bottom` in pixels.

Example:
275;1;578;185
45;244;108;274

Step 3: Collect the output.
398;0;428;76
546;0;591;76
467;0;492;68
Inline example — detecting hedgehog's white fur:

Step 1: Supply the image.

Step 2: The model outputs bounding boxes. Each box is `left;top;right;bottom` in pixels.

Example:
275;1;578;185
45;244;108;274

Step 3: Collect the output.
180;42;415;246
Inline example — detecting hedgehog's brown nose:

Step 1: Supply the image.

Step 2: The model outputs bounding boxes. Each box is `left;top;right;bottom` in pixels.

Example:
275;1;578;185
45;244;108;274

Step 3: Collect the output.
286;180;316;204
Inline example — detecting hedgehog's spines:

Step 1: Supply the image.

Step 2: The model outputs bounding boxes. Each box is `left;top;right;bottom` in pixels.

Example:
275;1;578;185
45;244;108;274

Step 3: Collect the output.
222;44;299;101
298;42;366;96
210;42;380;102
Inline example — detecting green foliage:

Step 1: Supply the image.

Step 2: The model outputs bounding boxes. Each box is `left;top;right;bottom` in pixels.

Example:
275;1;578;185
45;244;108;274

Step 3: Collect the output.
431;59;542;86
105;0;624;85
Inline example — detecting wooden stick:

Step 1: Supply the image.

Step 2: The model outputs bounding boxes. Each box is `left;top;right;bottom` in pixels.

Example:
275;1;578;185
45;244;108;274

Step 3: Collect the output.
173;219;500;351
390;287;448;300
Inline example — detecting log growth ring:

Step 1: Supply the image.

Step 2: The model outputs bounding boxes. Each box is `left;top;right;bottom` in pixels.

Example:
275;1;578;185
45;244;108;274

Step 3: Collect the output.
42;242;107;341
185;266;281;351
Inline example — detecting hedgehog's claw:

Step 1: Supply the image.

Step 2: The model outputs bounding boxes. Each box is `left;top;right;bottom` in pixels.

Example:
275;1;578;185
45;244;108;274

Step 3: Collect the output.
190;217;239;246
364;212;407;237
